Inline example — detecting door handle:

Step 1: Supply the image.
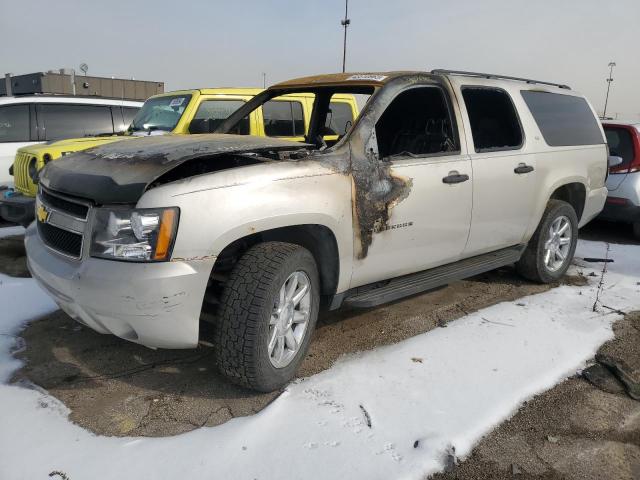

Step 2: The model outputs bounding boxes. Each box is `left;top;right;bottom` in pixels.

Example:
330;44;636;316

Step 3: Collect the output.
442;171;470;184
514;163;534;174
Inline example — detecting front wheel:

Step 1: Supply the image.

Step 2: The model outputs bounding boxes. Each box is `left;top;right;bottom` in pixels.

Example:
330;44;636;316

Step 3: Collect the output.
516;200;578;283
633;222;640;240
214;242;319;392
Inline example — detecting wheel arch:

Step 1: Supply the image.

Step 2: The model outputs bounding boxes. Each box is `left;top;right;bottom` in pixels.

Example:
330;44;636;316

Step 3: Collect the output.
198;220;346;337
549;181;586;223
212;223;342;297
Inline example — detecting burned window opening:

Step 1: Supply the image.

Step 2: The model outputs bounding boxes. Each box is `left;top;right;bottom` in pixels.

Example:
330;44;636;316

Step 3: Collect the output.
462;87;523;152
375;87;458;158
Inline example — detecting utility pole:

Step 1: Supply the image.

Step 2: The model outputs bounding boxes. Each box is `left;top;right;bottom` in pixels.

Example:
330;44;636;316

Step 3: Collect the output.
602;61;616;119
341;0;350;73
262;72;266;89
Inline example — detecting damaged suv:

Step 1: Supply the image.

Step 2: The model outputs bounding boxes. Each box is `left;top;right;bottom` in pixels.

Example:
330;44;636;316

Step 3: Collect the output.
26;71;609;392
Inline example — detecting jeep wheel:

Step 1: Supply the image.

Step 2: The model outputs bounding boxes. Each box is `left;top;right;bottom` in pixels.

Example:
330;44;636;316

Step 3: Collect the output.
516;200;578;283
214;242;319;392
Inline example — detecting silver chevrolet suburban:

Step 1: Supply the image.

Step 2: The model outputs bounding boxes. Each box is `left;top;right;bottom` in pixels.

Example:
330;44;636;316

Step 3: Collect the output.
26;70;610;392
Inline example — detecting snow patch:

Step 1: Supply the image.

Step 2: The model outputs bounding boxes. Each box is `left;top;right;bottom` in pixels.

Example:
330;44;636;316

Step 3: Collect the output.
0;240;638;480
0;225;25;239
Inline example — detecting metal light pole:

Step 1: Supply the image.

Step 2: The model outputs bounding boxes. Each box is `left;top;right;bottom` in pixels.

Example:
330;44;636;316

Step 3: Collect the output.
341;0;350;73
602;61;616;119
262;72;266;88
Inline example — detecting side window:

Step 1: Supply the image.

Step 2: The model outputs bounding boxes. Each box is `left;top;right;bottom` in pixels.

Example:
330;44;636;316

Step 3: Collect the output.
0;104;30;142
39;104;114;140
604;127;634;168
462;88;523;152
521;91;603;146
193;99;248;134
326;101;354;136
262;100;304;137
375;86;459;158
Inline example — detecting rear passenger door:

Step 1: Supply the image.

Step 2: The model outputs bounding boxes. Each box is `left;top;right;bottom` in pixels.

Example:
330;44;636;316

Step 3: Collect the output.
453;80;538;256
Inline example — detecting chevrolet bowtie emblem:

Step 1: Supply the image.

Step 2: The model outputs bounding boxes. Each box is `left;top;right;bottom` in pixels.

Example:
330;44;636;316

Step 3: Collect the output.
36;204;49;223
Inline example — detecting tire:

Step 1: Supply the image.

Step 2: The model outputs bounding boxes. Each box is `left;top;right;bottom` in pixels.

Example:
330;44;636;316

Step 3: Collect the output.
214;241;320;392
516;199;578;283
633;222;640;240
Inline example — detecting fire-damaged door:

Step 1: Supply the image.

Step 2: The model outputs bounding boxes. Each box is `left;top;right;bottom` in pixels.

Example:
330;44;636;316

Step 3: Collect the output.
349;84;473;287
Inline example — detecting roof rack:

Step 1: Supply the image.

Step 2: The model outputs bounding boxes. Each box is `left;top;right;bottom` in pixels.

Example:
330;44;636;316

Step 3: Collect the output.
430;69;571;90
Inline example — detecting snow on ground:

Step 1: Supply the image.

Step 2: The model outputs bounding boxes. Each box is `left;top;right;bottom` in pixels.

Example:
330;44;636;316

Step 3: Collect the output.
0;240;638;480
0;225;25;239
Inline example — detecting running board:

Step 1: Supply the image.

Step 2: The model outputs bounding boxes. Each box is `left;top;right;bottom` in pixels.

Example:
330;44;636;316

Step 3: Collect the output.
343;245;525;308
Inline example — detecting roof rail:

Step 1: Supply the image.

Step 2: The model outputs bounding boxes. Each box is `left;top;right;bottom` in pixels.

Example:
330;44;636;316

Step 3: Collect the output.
430;69;571;90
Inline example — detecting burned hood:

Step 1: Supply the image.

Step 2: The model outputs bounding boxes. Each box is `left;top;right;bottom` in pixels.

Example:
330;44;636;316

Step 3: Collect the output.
39;134;310;204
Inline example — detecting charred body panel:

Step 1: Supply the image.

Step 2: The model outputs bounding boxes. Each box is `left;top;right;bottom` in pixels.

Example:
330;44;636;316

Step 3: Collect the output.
328;75;451;258
39;134;310;204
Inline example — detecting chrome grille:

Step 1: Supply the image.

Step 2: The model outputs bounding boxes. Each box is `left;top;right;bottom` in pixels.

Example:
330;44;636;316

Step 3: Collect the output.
37;221;83;258
36;187;92;259
40;188;89;219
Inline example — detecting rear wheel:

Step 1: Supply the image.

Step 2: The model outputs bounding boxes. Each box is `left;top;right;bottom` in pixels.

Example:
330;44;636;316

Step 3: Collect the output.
214;242;319;392
516;200;578;283
633;222;640;240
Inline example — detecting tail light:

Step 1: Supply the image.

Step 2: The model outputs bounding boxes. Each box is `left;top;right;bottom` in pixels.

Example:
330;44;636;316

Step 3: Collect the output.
608;125;640;174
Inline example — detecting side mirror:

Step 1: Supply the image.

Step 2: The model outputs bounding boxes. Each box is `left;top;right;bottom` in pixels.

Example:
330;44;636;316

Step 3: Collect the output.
608;155;624;167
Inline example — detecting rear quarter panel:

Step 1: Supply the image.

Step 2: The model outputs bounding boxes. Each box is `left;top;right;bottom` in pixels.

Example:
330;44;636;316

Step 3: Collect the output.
514;89;607;235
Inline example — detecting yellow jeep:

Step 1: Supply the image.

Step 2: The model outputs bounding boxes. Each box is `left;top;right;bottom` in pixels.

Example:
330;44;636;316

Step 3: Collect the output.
1;88;358;225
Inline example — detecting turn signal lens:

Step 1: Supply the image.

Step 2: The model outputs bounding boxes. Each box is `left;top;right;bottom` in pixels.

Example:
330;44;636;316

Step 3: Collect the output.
153;209;177;260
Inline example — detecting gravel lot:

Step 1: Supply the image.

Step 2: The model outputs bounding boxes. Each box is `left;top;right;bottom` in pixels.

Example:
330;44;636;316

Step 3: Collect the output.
2;219;638;479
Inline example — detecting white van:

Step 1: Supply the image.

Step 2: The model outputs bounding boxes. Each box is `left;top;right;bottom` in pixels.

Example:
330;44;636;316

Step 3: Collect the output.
0;95;142;185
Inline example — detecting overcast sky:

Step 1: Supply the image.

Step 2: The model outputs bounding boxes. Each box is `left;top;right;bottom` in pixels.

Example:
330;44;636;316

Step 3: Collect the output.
2;0;638;119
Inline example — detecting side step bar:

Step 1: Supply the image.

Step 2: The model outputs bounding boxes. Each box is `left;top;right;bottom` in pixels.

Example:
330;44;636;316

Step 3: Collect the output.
342;245;526;309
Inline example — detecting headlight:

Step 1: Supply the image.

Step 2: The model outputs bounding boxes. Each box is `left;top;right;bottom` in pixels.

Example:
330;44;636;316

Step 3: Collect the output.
90;207;179;262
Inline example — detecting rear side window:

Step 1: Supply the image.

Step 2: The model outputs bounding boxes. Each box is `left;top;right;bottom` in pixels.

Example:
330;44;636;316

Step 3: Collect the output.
0;104;30;142
604;127;634;168
326;101;354;136
194;99;248;134
462;88;523;152
521;91;603;146
39;104;114;140
262;100;304;137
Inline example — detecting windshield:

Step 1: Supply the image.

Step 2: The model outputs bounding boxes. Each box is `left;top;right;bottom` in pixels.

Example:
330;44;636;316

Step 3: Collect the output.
128;94;192;133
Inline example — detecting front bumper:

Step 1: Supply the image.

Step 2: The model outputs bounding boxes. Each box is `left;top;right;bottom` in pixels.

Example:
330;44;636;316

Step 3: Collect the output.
25;223;214;349
0;191;35;226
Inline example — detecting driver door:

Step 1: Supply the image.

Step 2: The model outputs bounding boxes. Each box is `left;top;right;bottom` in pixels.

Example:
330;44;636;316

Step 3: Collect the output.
349;84;473;288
